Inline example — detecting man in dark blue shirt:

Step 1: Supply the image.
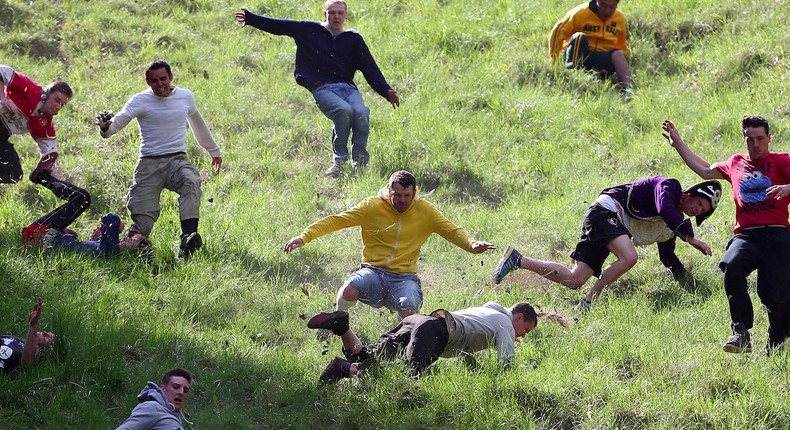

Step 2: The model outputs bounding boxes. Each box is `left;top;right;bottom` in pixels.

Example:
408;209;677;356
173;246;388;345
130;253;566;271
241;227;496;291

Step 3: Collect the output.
1;299;54;375
236;0;400;177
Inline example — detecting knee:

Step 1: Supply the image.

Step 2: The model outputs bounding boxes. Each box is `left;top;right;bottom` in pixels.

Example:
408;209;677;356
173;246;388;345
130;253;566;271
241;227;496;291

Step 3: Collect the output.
622;253;638;270
76;188;92;210
341;284;359;301
329;106;353;123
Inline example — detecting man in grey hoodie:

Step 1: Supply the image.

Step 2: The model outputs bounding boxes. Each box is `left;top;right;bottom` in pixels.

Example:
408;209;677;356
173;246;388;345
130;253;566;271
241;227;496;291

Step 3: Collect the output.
116;368;193;430
308;301;538;383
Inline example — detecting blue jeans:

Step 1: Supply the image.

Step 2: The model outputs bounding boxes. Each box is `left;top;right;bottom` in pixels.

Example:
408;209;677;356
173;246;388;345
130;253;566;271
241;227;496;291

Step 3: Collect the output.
344;265;423;313
312;83;370;167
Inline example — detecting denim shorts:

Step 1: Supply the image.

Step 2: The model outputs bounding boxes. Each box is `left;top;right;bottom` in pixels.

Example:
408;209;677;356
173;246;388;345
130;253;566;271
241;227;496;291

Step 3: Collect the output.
344;265;423;312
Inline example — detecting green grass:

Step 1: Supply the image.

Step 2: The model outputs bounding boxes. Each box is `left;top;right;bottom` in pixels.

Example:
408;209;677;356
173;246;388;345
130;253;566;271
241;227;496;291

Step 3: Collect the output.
1;0;789;428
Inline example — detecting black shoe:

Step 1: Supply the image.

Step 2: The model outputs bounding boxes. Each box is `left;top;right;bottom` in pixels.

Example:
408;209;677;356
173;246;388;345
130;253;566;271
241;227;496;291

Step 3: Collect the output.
320;357;351;384
307;311;349;336
723;323;752;353
178;232;203;259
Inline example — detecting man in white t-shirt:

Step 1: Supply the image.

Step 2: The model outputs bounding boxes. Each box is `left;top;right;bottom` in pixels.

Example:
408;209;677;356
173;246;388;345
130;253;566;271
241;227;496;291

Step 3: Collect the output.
308;301;538;383
96;60;222;259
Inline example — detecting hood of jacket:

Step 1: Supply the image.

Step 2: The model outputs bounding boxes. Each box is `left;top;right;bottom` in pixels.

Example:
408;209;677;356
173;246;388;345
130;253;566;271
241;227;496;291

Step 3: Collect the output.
137;381;176;412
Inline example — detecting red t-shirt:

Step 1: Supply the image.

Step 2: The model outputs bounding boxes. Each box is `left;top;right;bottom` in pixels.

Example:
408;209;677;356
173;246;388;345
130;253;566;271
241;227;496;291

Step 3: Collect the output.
5;71;56;141
715;152;790;233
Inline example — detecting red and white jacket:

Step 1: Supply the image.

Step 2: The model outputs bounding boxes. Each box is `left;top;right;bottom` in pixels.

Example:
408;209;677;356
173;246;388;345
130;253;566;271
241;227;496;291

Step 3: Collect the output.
0;65;58;156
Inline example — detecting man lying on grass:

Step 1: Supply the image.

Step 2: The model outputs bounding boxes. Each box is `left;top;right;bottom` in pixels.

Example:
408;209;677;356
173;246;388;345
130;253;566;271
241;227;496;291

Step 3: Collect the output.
1;299;55;375
21;171;147;256
494;176;721;312
307;301;540;383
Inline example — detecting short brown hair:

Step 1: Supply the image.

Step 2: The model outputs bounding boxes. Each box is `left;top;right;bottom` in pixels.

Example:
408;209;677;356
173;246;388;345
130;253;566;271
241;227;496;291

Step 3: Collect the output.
145;60;172;80
742;115;770;135
511;303;538;326
388;170;416;191
44;81;72;99
162;367;193;386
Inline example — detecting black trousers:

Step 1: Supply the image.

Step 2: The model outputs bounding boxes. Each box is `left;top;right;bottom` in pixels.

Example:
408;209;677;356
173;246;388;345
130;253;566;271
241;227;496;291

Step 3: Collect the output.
31;172;91;231
0;122;23;184
720;227;790;345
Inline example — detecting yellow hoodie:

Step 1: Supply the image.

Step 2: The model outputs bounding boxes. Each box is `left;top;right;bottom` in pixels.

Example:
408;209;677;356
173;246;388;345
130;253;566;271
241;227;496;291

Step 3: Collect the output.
299;189;476;274
549;1;628;62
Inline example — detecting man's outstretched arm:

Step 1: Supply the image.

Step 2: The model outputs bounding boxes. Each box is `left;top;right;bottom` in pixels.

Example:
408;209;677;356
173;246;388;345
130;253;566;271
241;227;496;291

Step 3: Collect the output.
662;120;724;180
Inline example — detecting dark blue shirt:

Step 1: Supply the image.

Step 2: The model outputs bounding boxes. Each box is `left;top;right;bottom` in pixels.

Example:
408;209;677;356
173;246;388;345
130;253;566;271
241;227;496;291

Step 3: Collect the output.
242;10;393;98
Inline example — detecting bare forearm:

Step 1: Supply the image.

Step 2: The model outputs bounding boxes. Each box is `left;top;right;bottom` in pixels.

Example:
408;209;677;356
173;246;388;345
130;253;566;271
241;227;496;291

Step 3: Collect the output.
21;326;39;368
674;143;722;180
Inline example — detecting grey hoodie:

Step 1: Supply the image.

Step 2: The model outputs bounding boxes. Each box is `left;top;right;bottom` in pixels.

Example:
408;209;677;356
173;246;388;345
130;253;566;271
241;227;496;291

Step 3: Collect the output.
116;382;184;430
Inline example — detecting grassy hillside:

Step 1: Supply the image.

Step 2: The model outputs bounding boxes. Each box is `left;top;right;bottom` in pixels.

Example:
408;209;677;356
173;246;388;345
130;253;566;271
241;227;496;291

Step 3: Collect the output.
1;0;789;428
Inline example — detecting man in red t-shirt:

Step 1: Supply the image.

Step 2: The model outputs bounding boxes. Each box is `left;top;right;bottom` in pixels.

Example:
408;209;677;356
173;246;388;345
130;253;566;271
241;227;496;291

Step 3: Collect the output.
0;64;72;184
664;116;790;354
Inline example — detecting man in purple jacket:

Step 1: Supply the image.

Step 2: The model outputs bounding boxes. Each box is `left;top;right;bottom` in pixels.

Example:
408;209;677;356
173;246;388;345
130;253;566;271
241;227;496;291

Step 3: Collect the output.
494;177;721;311
235;0;400;178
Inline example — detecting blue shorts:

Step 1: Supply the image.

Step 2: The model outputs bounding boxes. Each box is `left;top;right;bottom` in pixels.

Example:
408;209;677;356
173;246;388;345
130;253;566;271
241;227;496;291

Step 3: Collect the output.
344;265;423;312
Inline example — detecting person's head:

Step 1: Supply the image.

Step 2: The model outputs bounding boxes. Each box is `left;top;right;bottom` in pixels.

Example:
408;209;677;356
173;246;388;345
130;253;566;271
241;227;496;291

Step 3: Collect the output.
511;303;538;338
324;0;347;32
742;115;771;160
40;82;72;116
682;180;722;226
594;0;619;22
387;170;417;213
36;331;55;347
160;368;192;412
145;60;174;98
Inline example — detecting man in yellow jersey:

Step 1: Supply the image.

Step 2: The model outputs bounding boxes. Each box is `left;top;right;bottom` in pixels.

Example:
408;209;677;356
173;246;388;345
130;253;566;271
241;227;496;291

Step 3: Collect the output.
549;0;632;99
284;170;495;319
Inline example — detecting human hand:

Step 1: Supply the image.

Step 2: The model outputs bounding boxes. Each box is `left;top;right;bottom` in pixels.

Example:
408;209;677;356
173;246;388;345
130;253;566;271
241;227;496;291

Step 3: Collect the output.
387;89;400;108
471;241;496;253
235;10;247;24
0;95;22;115
661;120;683;148
767;184;790;200
29;299;43;328
211;157;222;175
687;237;712;256
95;110;114;132
283;237;304;253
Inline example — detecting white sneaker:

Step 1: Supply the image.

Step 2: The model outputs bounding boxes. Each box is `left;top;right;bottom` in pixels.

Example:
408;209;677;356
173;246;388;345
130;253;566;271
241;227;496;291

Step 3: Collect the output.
324;163;342;178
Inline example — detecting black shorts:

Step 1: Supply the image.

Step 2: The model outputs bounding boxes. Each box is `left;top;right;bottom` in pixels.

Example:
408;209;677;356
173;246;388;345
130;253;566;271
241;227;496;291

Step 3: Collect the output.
570;204;631;277
584;50;617;76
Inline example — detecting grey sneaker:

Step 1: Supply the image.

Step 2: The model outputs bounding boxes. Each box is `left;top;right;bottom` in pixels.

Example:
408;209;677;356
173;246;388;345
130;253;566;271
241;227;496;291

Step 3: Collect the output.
723;323;752;353
574;297;591;313
493;246;522;284
324;162;342;178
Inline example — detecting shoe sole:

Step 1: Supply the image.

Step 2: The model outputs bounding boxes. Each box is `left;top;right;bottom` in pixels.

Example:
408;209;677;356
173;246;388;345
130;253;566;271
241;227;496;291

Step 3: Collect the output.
307;311;348;330
723;344;752;353
492;245;515;284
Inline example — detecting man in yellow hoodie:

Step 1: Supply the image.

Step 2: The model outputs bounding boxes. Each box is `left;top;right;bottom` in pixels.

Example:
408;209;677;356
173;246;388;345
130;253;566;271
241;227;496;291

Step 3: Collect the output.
284;170;495;319
549;0;632;98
